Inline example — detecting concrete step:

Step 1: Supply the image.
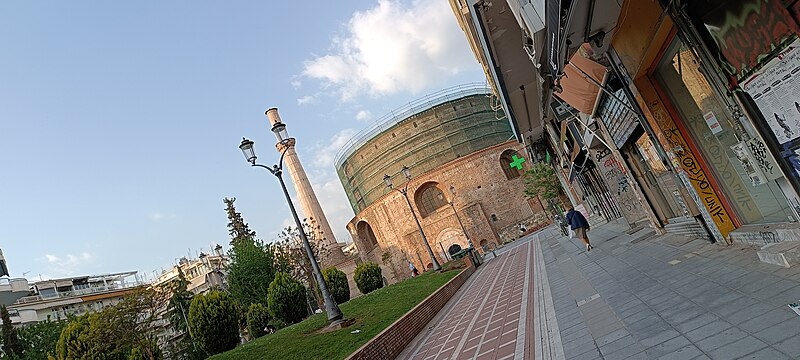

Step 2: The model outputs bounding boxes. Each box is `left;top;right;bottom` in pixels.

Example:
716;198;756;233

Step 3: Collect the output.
757;241;800;268
664;216;707;240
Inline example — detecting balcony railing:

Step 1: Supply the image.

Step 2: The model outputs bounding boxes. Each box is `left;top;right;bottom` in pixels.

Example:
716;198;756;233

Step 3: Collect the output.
14;281;144;304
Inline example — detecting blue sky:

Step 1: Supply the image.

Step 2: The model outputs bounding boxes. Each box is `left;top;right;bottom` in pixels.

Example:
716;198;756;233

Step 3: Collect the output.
0;1;484;281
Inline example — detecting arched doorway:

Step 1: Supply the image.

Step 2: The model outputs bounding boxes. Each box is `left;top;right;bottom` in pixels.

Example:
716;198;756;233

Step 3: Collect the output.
448;244;462;256
436;228;468;261
356;221;378;253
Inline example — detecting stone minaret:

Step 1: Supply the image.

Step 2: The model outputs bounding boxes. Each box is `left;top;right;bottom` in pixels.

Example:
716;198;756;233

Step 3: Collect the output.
266;108;345;265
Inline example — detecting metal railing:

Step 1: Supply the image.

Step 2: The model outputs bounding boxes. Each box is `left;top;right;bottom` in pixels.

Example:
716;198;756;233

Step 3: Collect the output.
14;281;144;304
333;83;494;169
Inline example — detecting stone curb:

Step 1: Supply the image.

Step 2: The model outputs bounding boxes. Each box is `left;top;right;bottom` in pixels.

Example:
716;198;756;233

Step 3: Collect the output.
345;258;477;360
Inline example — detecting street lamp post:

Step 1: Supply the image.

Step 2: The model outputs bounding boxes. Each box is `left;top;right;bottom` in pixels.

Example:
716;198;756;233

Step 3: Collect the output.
384;166;441;271
448;185;475;249
239;135;344;324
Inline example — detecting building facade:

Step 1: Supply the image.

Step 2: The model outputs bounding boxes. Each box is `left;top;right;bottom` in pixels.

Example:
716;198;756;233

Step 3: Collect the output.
336;85;548;282
8;272;143;326
451;0;800;253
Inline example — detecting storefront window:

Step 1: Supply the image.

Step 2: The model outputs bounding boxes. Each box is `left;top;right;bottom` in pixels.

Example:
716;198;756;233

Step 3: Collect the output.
653;38;793;224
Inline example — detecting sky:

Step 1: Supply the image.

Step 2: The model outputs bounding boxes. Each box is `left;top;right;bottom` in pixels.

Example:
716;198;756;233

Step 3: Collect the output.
0;1;485;282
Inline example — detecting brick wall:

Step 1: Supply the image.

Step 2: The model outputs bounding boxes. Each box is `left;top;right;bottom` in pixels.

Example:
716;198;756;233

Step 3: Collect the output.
345;259;477;360
348;141;547;280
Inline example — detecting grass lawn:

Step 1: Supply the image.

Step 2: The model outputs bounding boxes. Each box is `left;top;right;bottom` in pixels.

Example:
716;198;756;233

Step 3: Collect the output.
210;269;461;360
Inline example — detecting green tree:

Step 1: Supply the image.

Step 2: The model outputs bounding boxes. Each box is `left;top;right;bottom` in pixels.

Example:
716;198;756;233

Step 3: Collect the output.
1;305;24;358
128;339;161;360
224;197;277;309
523;163;563;202
54;288;169;360
85;288;168;360
354;262;384;294
275;219;329;308
267;272;307;325
224;197;257;246
16;319;67;360
163;268;203;360
165;268;193;333
321;267;350;304
188;291;240;356
227;239;277;308
55;315;91;360
245;303;271;339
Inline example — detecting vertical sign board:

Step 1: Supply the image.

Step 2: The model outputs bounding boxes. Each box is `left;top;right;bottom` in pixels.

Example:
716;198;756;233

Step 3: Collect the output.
546;0;562;80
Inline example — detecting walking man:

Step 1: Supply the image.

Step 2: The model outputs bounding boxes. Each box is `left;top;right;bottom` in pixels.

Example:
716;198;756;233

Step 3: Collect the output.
566;206;593;251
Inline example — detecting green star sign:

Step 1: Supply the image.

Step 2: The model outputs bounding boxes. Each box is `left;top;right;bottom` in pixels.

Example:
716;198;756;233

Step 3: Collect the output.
510;154;525;170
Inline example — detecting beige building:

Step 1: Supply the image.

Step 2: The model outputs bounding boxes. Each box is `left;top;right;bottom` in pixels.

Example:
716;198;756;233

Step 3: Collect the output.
335;84;548;282
8;271;143;326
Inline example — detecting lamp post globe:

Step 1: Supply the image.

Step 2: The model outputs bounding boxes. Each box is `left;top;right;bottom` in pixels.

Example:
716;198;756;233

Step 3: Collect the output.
239;138;257;164
401;165;411;180
271;122;289;143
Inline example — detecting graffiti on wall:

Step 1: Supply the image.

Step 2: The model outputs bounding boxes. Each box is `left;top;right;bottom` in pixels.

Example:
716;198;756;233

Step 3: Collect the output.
649;102;736;237
747;137;782;180
590;147;646;224
703;0;800;80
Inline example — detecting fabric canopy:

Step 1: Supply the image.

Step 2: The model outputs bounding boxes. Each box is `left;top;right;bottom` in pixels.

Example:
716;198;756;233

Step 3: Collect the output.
555;51;607;114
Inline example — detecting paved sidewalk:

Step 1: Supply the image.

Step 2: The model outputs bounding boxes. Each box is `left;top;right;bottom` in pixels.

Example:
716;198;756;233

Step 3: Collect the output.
400;219;800;359
400;237;537;360
535;221;800;359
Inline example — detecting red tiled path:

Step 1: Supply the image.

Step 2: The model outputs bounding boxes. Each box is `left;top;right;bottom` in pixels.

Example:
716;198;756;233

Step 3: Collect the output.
405;238;535;360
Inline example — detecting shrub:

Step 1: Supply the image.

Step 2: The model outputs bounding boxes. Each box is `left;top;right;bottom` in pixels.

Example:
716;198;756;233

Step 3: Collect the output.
354;262;384;294
246;303;272;339
322;267;351;304
55;315;90;360
267;272;308;324
188;291;240;356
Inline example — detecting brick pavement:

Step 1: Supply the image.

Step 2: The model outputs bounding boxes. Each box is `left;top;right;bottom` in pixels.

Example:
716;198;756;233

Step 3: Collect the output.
401;238;536;360
400;219;800;359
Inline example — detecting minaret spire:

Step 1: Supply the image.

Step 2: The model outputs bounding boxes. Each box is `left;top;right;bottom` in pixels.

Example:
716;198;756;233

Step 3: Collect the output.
266;108;345;265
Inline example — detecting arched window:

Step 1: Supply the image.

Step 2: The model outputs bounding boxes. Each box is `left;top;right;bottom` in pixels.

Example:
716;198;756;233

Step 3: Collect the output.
500;149;523;180
415;183;448;217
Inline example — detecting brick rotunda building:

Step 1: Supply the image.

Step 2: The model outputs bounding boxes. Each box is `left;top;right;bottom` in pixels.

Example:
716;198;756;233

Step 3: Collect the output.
334;84;548;283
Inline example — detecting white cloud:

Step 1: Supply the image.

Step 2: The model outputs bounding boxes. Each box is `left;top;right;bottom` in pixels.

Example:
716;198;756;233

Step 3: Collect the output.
39;252;95;278
302;0;477;101
355;110;372;121
152;213;163;220
291;80;302;89
312;128;357;168
297;95;316;105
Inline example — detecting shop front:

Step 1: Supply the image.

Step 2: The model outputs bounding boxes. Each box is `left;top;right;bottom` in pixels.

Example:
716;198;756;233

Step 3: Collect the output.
611;0;800;244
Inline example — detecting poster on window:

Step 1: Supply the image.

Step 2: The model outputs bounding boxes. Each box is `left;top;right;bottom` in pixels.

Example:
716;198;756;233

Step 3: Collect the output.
742;40;800;145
